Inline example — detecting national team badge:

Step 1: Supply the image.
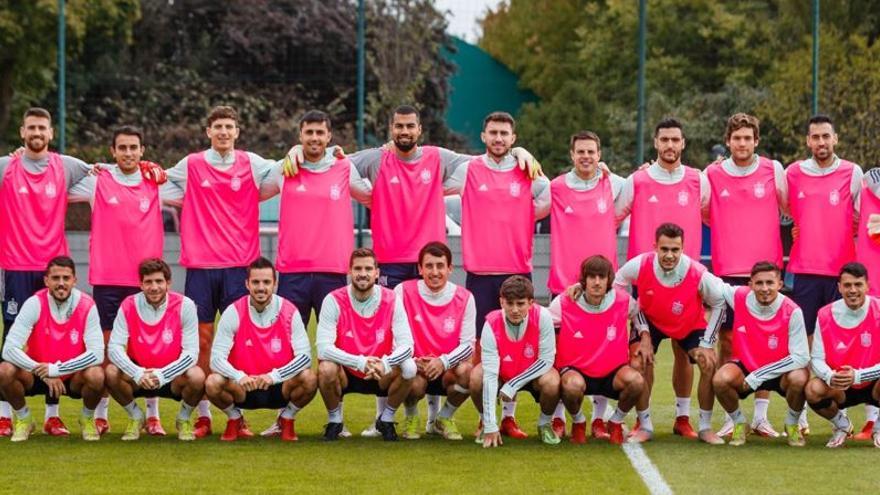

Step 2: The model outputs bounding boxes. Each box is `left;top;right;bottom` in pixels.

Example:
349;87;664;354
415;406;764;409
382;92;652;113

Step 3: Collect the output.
230;176;242;192
420;169;432;184
443;316;456;334
45;183;57;198
376;329;386;343
509;182;522;197
69;330;79;345
671;301;684;315
523;343;535;359
329;184;341;201
768;335;778;350
162;328;174;344
606;325;617;341
753;182;766;199
139;197;150;213
677;191;689;206
270;337;282;353
597;198;608;213
862;331;872;348
6;299;18;316
829;190;840;205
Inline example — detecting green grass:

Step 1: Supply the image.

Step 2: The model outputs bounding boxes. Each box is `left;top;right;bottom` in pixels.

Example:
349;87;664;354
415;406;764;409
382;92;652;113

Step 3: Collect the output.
1;318;879;494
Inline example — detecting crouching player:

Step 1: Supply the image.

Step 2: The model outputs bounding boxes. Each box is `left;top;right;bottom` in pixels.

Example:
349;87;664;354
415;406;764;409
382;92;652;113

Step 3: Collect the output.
471;276;561;447
397;242;475;440
806;262;880;448
0;256;105;441
550;255;650;444
206;257;317;441
712;262;810;446
105;259;204;441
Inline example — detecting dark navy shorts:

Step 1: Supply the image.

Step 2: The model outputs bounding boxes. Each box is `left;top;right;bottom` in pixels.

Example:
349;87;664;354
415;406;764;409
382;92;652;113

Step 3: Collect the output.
2;270;44;331
93;285;141;330
342;368;388;397
277;272;347;326
466;272;532;336
184;267;248;323
236;383;288;410
790;274;840;336
27;377;80;399
377;263;420;290
134;382;182;400
425;376;447;396
839;382;880;409
647;320;703;363
731;361;785;399
559;365;624;400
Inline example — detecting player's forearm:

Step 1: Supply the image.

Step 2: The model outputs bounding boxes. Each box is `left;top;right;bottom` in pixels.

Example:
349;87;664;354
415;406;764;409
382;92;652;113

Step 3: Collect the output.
440;342;474;370
2;346;38;372
500;360;552;399
269;354;312;384
53;350;102;377
210;354;246;382
318;344;367;372
745;356;799;390
700;306;725;348
482;369;500;434
108;341;145;382
381;345;413;373
157;353;197;386
854;364;880;385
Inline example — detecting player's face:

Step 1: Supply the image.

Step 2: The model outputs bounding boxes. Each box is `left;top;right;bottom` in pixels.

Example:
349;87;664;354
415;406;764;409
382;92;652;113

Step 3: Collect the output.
246;268;276;306
111;134;145;174
570;139;601;179
585;274;609;300
140;271;170;306
806;122;837;161
20;116;53;153
481;121;516;159
726;127;757;164
390;113;421;152
749;270;781;305
206;118;240;154
654;128;685;166
500;297;532;325
655;235;683;271
418;253;451;292
44;266;75;302
300;121;331;161
838;272;867;310
349;257;378;292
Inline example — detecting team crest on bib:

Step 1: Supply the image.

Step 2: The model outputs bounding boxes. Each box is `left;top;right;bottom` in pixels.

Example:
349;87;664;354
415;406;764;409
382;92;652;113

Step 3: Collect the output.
376;329;386;343
270;337;282;353
230;176;242;192
162;328;174;344
420;169;432;184
139;197;150;213
45;183;57;198
523;343;535;359
329;184;341;201
767;335;778;350
596;198;608;213
509;182;522;197
443;316;456;334
677;191;689;206
829;190;840;205
69;330;79;345
753;182;766;199
862;331;872;348
671;301;684;315
606;325;617;341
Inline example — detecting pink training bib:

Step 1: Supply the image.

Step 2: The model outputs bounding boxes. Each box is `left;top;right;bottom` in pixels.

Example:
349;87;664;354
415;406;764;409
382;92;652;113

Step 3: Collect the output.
856;181;880;297
401;280;470;358
122;292;184;369
555;288;631;378
786;160;856;276
277;158;352;274
731;287;797;372
0;153;69;270
817;298;880;389
548;174;618;294
371;147;445;263
227;296;297;376
27;289;94;379
89;171;163;286
461;157;534;273
486;304;542;382
635;253;707;339
627;166;702;261
705;157;783;276
179;151;260;268
332;286;396;378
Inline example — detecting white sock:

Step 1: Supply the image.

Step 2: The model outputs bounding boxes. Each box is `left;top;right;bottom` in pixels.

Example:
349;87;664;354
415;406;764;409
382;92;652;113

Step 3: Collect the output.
502;400;517;418
146;397;160;418
698;409;713;432
438;400;459;420
379;405;398;422
674;397;691;418
280;402;301;420
0;401;11;418
376;397;388;419
785;408;801;426
590;396;608;421
14;406;30;420
328;406;342;423
572;410;586;423
637;409;654;432
81;407;95;419
866;405;880;423
198;399;211;418
753;398;770;423
45;404;60;419
96;397;110;420
729;408;746;424
178;402;195;421
799;409;809;426
538;412;552;427
832;410;851;430
609;407;627;424
404;403;419;418
124;401;144;420
222;405;242;420
426;395;441;422
553;401;567;421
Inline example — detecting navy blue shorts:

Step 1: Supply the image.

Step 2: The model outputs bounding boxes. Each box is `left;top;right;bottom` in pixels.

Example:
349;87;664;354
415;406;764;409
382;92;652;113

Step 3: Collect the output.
647;320;702;363
93;285;141;330
342;368;388;397
790;274;840;336
719;276;750;331
559;365;623;400
277;272;347;326
235;383;288;410
184;267;248;323
466;272;532;336
377;263;420;290
134;382;182;400
26;377;81;399
2;270;44;331
425;376;447;396
731;361;785;399
839;382;880;409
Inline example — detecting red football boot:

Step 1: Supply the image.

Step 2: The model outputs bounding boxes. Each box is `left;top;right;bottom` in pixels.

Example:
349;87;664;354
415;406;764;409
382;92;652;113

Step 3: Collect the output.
608;421;625;445
591;418;610;440
193;416;212;438
672;415;698;439
500;416;528;439
570;421;587;444
854;421;875;441
0;417;12;437
220;417;251;441
95;418;110;436
146;417;167;436
279;418;298;442
551;417;566;439
43;417;70;436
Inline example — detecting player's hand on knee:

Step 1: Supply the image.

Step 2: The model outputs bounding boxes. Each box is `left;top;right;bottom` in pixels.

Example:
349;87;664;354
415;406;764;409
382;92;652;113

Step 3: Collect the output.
423;358;445;381
239;375;258;392
139;370;159;390
364;357;385;380
45;378;66;398
483;431;502;448
33;363;50;379
254;374;273;390
830;366;855;390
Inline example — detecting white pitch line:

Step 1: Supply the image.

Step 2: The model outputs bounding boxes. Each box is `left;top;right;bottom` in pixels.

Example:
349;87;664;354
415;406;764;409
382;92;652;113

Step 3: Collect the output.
622;442;674;495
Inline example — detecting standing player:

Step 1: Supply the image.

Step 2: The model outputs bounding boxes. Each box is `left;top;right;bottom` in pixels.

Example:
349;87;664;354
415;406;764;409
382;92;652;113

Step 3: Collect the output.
105;259;203;441
161;105;280;437
712;262;810;446
785;114;867;435
396;242;475;440
805;262;880;448
206;257;316;441
315;248;416;441
470;276;560;447
614;223;726;444
704;114;788;437
0;257;105;441
548;130;624;437
68;125;166;434
549;255;651;444
856;169;880;439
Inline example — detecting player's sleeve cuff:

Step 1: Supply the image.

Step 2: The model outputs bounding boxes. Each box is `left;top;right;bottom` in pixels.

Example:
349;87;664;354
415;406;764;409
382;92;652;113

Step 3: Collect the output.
744;374;761;391
47;363;60;378
698;339;714;349
499;384;517;400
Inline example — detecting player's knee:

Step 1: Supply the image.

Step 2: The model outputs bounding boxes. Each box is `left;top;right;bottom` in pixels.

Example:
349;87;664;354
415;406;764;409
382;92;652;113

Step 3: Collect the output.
204;373;226;396
538;369;561;391
83;365;105;388
299;369;318;393
469;367;483;393
560;371;585;394
0;361;17;383
185;365;206;386
622;367;645;391
712;369;732;391
104;364;121;384
804;377;827;403
399;358;417;380
454;361;473;380
318;361;339;383
786;368;808;389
